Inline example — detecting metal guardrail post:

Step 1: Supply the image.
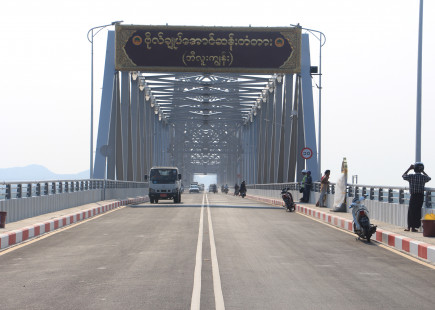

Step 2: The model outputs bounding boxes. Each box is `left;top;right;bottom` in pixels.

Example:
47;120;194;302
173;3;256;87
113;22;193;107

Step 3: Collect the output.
27;183;32;197
388;188;393;203
17;184;22;198
5;184;11;199
399;189;405;204
426;191;432;208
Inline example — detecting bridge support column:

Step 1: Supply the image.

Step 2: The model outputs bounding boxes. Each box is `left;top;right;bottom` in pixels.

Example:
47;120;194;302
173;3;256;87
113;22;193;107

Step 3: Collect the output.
272;77;283;183
300;33;319;181
94;30;115;179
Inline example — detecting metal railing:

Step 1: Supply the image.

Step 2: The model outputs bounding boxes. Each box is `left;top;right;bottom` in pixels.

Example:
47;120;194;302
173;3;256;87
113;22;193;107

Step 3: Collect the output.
0;179;150;223
0;179;148;201
247;182;434;208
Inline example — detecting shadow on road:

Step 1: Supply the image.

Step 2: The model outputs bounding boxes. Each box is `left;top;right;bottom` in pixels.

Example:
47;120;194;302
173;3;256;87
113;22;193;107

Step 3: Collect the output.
128;204;283;210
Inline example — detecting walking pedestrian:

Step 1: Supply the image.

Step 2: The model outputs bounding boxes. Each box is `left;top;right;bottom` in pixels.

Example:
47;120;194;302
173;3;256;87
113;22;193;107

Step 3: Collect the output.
317;170;330;207
402;163;431;232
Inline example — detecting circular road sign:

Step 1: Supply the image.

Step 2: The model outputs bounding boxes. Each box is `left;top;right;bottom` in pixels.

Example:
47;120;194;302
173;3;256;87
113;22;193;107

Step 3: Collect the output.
301;147;313;160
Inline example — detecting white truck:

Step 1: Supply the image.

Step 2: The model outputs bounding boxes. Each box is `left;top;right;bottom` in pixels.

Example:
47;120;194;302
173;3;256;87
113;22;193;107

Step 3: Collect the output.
145;167;182;203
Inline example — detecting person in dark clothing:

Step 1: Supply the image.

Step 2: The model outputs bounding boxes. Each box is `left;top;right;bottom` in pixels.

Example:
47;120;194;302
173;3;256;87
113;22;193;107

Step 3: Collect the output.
234;183;239;196
301;171;312;203
240;181;247;196
402;163;431;232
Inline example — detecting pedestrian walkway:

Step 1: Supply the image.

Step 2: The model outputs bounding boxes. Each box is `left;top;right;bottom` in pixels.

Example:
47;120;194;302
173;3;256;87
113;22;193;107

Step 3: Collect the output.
246;193;435;264
0;196;148;250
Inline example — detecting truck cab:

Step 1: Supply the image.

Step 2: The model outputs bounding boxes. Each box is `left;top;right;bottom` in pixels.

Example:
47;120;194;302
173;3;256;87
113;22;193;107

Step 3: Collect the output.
145;167;182;203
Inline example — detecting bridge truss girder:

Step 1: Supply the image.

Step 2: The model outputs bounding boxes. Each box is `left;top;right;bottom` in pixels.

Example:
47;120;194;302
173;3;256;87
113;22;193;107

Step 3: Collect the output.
93;31;319;185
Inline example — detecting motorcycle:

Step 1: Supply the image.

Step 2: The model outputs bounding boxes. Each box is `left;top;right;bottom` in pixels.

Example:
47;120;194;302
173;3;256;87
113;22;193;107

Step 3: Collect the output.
223;187;229;194
349;196;377;243
281;188;295;212
239;188;246;198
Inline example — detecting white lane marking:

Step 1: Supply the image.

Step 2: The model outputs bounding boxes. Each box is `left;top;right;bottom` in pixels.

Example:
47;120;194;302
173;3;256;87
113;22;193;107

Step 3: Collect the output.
191;194;205;310
206;194;225;310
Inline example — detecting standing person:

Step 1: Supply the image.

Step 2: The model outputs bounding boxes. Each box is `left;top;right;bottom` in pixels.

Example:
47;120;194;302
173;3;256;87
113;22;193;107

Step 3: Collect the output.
301;171;312;203
299;170;307;201
402;163;431;232
317;170;331;207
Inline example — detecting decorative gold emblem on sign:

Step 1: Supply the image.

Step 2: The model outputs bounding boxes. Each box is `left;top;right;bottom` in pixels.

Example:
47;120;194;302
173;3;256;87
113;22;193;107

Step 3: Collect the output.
275;38;285;48
132;36;142;46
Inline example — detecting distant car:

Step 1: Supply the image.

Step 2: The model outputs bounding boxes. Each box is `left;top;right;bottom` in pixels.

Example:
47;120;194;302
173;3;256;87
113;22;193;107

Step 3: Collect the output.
189;185;200;193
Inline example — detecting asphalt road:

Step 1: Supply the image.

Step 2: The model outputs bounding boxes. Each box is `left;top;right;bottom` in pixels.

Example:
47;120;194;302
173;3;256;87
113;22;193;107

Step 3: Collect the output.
0;193;434;310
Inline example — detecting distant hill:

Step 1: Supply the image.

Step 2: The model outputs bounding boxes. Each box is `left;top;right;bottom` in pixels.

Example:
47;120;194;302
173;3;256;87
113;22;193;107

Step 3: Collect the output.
0;165;90;182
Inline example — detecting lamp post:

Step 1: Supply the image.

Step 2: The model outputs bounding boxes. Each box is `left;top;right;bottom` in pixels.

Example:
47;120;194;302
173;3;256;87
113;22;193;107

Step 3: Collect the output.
87;21;122;179
291;24;326;180
416;0;423;162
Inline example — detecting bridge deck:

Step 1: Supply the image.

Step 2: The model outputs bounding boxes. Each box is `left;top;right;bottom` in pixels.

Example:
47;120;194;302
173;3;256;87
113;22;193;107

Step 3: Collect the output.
1;193;435;261
0;192;434;309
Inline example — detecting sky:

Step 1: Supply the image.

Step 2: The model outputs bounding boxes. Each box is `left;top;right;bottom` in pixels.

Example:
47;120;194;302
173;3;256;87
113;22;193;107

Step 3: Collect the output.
0;0;434;187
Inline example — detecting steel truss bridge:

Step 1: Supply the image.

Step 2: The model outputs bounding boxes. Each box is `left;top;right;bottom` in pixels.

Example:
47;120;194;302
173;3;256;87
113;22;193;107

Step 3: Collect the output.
93;30;319;186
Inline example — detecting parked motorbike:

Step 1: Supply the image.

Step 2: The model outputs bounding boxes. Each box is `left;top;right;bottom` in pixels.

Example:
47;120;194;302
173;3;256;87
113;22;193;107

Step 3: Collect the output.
349;196;377;243
281;188;295;212
223;187;229;194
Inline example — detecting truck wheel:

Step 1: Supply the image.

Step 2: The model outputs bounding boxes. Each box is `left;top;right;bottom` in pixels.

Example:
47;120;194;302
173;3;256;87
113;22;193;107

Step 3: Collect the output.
150;198;155;203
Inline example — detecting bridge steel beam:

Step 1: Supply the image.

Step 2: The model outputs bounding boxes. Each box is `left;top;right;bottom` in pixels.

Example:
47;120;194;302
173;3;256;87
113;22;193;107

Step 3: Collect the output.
94;31;115;180
265;91;274;183
282;74;294;183
300;33;319;181
120;71;131;180
138;89;145;181
272;77;283;183
131;75;139;181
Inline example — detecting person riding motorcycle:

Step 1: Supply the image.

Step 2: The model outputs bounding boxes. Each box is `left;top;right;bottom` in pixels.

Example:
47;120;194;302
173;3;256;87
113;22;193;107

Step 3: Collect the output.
223;184;229;194
234;183;240;196
240;181;247;196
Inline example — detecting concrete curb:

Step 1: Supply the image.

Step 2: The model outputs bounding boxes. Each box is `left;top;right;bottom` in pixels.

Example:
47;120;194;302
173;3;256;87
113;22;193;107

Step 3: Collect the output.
246;194;435;264
0;196;148;250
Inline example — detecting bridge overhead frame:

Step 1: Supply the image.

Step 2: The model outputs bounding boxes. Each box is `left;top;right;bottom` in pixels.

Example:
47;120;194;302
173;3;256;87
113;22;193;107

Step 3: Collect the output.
93;31;319;184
